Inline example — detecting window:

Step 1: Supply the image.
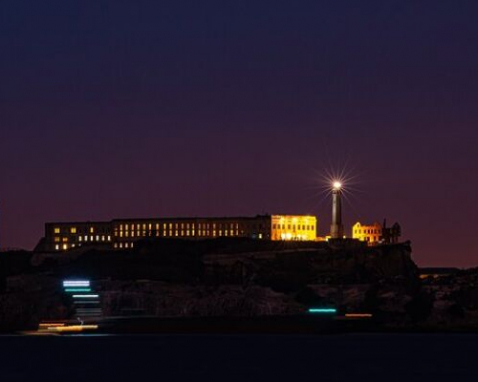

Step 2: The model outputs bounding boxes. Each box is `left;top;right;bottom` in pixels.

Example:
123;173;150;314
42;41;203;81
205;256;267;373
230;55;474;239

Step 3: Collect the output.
54;228;60;234
54;237;60;243
55;244;60;251
70;227;77;234
90;227;95;233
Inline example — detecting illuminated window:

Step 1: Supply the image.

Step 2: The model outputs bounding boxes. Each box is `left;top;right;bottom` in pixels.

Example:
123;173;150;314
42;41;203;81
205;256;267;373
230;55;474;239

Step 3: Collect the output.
107;236;111;241
62;244;68;250
90;236;94;241
55;244;60;250
62;237;68;243
90;227;94;233
101;236;105;241
95;236;99;241
70;227;77;234
54;228;60;234
125;243;129;248
192;230;195;236
114;243;118;249
79;236;82;242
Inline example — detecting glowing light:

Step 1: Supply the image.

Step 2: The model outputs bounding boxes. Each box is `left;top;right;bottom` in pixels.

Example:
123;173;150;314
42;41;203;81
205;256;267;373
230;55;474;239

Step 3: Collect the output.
72;294;99;298
51;325;99;333
64;288;91;293
308;308;337;314
333;181;342;190
345;313;373;318
63;280;90;287
39;323;65;328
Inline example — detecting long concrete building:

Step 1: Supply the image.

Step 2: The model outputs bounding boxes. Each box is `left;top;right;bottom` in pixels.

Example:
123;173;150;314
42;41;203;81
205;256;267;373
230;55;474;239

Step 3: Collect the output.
35;214;317;252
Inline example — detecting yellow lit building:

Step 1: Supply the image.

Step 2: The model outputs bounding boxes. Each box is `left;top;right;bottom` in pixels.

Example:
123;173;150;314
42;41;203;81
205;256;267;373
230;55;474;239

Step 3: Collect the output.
352;222;382;246
271;215;317;241
37;214;318;252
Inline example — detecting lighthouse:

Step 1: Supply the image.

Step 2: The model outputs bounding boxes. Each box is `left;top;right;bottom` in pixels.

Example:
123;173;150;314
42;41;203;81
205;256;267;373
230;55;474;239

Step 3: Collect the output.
330;181;344;239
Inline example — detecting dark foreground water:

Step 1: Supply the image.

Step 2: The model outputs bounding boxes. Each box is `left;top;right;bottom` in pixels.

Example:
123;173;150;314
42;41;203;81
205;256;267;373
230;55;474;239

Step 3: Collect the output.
0;334;476;381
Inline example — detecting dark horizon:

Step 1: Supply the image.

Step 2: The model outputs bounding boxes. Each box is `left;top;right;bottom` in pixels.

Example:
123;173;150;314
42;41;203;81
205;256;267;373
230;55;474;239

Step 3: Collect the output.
1;1;478;267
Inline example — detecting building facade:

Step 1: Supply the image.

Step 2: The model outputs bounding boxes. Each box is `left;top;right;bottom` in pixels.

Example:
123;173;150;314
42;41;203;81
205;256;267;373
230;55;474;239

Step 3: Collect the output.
38;214;317;252
352;222;382;245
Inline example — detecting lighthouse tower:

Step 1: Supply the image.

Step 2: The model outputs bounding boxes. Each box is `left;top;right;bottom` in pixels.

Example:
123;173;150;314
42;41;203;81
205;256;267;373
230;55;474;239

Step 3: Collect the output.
330;181;344;239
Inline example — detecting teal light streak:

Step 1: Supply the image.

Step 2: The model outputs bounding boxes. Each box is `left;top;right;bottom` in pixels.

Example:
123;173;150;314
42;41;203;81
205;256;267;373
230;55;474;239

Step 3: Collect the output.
64;288;92;292
308;308;337;314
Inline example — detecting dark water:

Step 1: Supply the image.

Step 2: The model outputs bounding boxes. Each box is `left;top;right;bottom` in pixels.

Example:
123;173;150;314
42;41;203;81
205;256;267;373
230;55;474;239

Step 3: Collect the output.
0;334;476;381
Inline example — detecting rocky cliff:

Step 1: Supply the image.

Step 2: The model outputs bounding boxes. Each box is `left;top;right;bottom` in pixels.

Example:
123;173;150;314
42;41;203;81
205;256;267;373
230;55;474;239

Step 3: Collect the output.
0;239;424;331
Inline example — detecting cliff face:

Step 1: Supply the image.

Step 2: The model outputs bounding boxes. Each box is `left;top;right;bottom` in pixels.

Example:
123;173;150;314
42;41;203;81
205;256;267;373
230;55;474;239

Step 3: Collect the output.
0;240;420;331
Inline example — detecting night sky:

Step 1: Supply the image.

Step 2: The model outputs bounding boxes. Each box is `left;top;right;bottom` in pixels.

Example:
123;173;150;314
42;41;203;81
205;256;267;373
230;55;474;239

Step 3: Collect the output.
1;1;477;267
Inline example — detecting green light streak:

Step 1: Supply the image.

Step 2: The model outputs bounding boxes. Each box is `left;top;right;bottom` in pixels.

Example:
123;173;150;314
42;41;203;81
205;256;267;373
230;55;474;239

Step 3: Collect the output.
64;288;92;292
308;308;337;314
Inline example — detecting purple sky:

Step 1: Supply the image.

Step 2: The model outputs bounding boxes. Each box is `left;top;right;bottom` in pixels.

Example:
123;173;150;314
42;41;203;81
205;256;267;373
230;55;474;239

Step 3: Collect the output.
1;1;478;267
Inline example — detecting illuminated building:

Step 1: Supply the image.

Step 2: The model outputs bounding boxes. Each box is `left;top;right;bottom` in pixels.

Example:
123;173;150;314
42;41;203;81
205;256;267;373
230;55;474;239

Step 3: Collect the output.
352;222;382;245
36;214;317;252
270;215;317;241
